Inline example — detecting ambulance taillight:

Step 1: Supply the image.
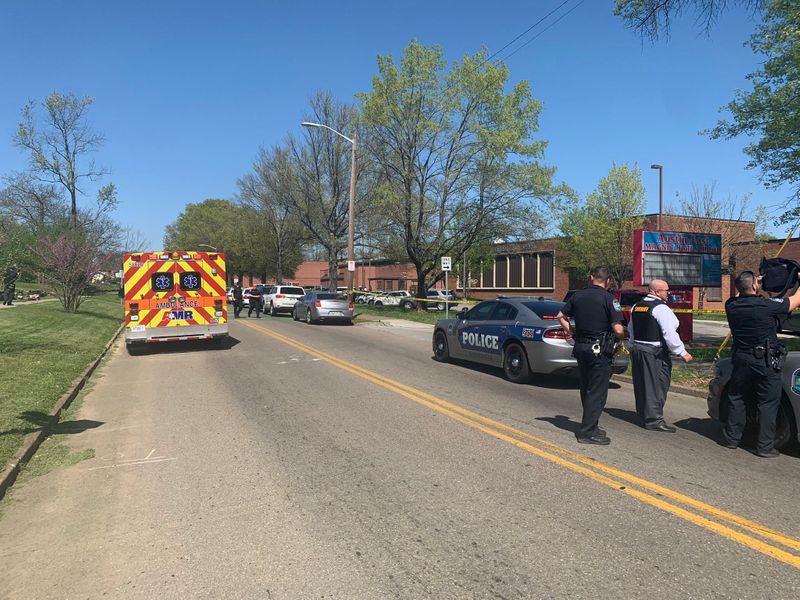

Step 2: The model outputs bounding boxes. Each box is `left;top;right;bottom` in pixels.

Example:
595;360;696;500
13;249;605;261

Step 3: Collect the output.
129;302;140;321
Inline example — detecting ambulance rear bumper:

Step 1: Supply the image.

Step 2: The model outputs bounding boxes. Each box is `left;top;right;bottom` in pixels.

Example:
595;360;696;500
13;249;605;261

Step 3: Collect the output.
125;323;229;344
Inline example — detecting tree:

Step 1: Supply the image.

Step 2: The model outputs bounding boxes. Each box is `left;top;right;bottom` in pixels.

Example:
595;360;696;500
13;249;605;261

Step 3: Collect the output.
15;92;110;228
283;92;371;291
163;199;249;278
237;146;307;284
358;41;567;299
558;163;646;288
706;0;800;220
0;172;66;233
614;1;764;40
664;182;766;306
32;231;100;312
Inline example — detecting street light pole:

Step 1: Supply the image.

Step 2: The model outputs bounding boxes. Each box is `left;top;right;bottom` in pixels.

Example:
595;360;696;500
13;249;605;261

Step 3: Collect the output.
301;121;357;292
650;164;663;230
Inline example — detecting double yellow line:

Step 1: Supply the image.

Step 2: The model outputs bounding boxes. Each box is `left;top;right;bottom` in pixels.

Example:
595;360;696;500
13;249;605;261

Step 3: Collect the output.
241;320;800;569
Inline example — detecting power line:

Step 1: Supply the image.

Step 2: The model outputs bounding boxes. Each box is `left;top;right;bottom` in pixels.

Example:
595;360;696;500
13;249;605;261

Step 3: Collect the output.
485;0;575;64
501;0;586;62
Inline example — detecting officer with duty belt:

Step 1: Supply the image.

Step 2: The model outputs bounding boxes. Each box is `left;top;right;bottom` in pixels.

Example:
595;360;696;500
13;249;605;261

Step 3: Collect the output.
722;271;800;457
557;266;625;445
628;279;693;432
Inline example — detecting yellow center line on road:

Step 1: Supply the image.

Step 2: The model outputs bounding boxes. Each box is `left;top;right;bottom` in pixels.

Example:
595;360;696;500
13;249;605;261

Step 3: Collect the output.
240;320;800;568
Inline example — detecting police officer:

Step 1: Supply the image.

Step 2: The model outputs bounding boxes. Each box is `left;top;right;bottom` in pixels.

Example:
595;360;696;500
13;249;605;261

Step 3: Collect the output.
248;286;263;318
557;266;625;445
3;264;18;306
628;279;693;432
723;271;800;457
232;282;243;318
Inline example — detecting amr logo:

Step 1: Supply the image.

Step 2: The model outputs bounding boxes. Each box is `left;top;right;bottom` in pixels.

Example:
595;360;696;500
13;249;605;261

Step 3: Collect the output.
169;310;194;320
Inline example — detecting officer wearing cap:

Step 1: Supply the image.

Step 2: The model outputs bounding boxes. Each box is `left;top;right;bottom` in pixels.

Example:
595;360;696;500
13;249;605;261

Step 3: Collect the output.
723;271;800;457
628;279;693;432
557;266;625;445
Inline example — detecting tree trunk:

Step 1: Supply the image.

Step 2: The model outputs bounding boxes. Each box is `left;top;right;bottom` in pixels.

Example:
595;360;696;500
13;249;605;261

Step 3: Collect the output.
328;252;339;292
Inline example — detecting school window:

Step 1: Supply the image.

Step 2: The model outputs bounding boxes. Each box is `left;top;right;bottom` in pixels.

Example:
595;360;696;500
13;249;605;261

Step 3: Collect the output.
475;252;554;290
705;287;722;301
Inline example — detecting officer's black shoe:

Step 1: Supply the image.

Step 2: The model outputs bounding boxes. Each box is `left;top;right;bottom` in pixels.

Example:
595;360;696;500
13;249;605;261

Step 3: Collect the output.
756;448;780;458
718;439;738;449
645;421;676;433
577;434;611;445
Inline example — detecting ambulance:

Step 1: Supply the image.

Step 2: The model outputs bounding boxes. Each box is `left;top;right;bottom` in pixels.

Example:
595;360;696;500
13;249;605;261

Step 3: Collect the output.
122;251;228;350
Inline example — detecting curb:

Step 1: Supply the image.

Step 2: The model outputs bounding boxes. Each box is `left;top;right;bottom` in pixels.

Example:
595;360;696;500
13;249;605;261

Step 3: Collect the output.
612;373;708;399
0;322;125;501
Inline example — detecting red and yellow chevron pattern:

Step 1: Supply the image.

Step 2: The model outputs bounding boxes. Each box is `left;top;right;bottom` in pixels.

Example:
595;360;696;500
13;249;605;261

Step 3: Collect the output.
123;251;227;329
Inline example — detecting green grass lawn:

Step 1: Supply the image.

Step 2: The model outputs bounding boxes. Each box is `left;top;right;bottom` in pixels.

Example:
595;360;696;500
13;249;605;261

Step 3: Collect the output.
0;293;122;471
355;304;450;325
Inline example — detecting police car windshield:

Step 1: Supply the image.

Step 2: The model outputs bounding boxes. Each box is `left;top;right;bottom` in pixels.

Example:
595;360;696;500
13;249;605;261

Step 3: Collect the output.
522;301;564;319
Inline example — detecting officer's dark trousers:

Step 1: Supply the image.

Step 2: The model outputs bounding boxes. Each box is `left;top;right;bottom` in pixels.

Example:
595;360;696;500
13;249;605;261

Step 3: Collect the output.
248;300;261;317
574;342;613;438
2;288;14;305
234;300;242;318
723;354;781;454
631;343;672;425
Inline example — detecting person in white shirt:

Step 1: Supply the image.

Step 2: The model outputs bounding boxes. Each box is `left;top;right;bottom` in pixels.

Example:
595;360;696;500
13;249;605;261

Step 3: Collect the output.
628;279;693;432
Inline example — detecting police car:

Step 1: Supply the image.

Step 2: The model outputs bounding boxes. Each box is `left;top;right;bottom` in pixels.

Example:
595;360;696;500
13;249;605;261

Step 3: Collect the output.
432;297;629;383
708;352;800;451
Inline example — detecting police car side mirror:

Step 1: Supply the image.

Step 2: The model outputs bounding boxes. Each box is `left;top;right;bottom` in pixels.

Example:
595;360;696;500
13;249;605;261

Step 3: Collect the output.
456;310;467;320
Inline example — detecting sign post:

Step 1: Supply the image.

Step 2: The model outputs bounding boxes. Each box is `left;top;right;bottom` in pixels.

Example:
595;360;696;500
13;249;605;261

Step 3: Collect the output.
441;256;452;319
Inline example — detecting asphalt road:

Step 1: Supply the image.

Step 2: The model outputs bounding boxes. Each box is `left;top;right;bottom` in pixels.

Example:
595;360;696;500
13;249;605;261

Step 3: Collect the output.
0;315;798;599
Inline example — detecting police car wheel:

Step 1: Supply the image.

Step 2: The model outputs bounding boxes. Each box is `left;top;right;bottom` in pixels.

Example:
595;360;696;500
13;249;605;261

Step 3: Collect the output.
401;300;414;311
292;309;299;321
306;309;314;324
433;330;450;362
503;343;530;383
269;303;276;316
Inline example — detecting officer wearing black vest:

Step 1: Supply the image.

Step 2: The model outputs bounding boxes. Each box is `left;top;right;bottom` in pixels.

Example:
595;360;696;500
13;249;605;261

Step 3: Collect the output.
557;266;625;445
629;279;693;432
723;271;800;457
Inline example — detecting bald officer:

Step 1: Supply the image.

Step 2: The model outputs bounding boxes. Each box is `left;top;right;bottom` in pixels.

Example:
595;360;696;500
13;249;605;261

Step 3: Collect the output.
628;279;693;432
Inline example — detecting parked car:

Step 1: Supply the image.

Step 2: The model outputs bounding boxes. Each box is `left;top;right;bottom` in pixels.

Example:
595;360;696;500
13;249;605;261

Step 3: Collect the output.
426;289;458;310
293;291;354;324
432;297;629;382
707;352;800;451
777;311;800;335
264;285;306;316
371;290;417;310
227;287;234;303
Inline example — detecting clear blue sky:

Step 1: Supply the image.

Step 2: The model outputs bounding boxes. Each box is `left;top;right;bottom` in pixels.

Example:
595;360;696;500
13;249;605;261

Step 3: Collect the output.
0;0;791;248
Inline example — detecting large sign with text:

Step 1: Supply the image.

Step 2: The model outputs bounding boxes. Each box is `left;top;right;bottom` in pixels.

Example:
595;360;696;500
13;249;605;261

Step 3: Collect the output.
633;230;722;287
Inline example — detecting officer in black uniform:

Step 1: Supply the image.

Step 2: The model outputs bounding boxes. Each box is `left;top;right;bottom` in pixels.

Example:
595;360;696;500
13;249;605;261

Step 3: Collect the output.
723;271;800;457
557;266;625;445
232;282;243;318
248;286;263;318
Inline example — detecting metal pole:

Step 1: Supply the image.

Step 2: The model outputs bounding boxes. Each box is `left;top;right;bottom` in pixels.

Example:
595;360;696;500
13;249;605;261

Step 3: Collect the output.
348;132;357;293
658;166;663;231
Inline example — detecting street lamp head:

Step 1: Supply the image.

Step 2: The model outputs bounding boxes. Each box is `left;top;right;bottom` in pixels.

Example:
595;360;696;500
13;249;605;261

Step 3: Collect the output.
198;244;218;251
650;164;663;170
301;121;322;128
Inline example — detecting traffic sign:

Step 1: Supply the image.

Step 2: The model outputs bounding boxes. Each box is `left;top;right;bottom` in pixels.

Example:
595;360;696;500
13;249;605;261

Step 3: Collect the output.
441;256;452;271
347;261;356;272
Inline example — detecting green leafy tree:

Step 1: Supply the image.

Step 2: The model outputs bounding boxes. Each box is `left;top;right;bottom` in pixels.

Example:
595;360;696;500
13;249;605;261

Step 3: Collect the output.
15;92;110;229
705;0;800;222
558;163;646;288
163;199;249;279
358;40;568;299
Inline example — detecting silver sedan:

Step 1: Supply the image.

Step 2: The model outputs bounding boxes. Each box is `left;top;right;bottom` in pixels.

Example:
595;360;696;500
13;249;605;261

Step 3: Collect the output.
293;291;353;325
